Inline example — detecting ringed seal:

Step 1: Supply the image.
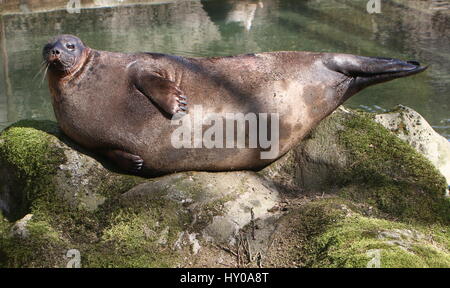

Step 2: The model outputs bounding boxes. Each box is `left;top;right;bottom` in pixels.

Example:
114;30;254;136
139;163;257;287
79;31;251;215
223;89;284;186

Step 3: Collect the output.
43;34;427;176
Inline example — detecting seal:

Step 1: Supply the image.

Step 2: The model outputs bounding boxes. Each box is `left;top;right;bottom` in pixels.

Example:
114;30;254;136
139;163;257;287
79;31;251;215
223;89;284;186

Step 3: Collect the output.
43;34;427;176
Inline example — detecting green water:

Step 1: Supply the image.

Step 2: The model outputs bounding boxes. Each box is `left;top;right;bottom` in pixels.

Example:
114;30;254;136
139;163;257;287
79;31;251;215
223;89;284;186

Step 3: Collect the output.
1;0;449;139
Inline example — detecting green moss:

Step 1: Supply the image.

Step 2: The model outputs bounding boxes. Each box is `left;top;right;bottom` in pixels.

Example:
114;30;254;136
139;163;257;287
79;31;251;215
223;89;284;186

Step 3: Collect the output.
337;112;450;224
0;121;66;221
0;216;70;268
280;198;349;267
0;120;188;267
284;198;450;268
0;122;64;179
1;184;191;267
96;174;146;199
312;216;450;268
84;191;190;268
0;212;9;262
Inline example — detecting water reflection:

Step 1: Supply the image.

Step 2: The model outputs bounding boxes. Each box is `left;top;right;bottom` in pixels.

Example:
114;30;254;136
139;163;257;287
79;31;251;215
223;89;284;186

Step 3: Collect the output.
225;1;264;31
201;0;265;31
0;0;449;138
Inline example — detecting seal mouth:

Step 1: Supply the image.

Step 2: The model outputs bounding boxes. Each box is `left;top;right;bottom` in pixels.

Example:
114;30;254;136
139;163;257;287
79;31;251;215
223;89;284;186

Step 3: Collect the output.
47;54;60;63
44;53;78;74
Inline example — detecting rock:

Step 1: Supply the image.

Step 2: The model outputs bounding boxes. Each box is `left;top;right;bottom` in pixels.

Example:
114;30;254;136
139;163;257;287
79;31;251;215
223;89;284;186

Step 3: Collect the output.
262;107;449;223
374;105;450;194
264;198;450;268
261;106;352;192
10;214;33;239
377;228;428;251
0;107;449;268
121;171;282;259
0;120;145;221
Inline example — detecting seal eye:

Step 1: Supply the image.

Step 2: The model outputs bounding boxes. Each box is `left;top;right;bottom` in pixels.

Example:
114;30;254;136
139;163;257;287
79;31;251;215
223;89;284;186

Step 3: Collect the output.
66;43;75;50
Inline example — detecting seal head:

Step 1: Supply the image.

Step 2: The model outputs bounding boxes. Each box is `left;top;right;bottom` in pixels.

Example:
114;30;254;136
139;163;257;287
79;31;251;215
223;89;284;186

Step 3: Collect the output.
43;34;88;75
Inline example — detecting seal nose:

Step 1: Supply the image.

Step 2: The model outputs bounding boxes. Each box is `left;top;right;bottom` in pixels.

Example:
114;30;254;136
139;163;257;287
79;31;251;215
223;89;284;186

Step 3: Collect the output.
51;48;60;56
47;46;61;62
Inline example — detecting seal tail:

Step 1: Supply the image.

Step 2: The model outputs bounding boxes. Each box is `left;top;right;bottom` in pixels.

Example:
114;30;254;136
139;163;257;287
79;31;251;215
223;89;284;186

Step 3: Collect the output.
323;54;428;97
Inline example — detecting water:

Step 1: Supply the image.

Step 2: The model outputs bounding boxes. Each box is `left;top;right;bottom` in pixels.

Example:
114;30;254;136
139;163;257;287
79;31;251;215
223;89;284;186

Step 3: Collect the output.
1;0;449;139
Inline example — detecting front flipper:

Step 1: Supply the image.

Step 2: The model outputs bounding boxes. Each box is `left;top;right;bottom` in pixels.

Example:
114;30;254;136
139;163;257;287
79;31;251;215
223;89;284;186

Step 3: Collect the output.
105;150;144;173
130;65;187;116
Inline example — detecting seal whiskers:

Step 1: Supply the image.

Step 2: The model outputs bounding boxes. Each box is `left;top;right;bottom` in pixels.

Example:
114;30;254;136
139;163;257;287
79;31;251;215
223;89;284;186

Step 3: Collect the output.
33;60;48;80
33;61;50;88
40;63;50;87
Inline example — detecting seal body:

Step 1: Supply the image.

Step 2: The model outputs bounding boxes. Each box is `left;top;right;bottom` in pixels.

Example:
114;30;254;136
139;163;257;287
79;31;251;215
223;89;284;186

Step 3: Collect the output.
44;35;427;176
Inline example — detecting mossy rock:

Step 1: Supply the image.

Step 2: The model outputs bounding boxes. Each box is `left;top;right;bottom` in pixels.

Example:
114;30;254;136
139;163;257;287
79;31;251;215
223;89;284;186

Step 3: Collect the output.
0;215;73;268
0;108;449;267
262;107;450;224
0;121;170;267
0;122;281;267
0;120;146;220
337;110;449;224
0;171;281;267
266;198;450;268
374;105;450;191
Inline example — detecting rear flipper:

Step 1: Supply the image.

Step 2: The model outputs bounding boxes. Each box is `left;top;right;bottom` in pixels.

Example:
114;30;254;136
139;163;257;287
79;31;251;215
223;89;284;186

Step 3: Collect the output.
323;54;428;95
104;149;144;173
